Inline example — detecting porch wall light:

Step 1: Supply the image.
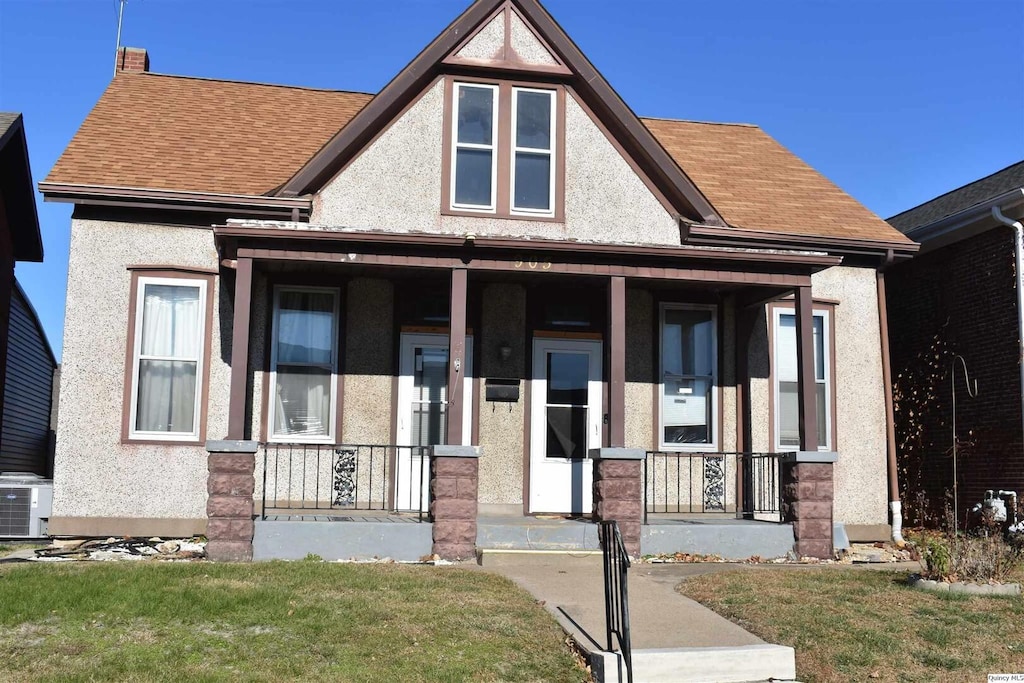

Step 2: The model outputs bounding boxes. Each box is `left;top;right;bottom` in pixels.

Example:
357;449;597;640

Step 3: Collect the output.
499;344;512;362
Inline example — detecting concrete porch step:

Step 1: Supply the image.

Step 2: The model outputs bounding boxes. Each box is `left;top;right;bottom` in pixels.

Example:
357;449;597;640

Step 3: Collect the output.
592;645;797;683
476;516;601;551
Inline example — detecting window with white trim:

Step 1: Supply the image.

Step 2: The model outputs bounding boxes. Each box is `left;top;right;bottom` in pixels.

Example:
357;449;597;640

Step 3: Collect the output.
452;82;499;211
448;80;558;218
129;277;207;440
269;287;340;442
773;307;831;451
511;87;555;214
659;304;717;449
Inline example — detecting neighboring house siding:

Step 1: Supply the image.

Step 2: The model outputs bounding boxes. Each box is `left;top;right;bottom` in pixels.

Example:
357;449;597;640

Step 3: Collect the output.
887;226;1023;524
313;80;680;246
0;283;55;474
51;219;229;533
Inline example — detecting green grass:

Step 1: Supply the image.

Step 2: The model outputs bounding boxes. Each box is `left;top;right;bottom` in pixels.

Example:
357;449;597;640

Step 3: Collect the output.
678;568;1024;682
0;562;587;682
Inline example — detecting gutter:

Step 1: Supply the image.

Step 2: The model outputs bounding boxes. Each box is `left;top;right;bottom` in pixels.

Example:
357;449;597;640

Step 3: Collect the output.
991;203;1024;458
38;182;311;219
903;188;1024;246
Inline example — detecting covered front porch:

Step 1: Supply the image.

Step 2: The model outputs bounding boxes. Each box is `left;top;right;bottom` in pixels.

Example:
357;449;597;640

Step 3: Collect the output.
206;221;841;560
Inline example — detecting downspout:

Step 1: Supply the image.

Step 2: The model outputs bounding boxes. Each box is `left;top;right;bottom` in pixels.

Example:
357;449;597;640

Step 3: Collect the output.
991;205;1024;456
876;261;905;546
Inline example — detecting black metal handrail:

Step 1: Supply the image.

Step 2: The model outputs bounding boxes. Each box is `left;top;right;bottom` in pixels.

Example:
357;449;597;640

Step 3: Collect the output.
643;451;784;524
599;520;632;683
259;443;430;521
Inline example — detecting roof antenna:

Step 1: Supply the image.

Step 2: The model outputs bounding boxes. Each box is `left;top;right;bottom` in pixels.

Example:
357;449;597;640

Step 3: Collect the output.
114;0;127;77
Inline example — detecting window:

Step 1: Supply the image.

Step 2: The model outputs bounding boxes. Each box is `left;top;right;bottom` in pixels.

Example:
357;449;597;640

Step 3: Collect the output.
128;276;208;441
773;307;832;451
452;83;498;211
446;80;560;219
269;287;340;442
659;304;717;449
511;87;555;214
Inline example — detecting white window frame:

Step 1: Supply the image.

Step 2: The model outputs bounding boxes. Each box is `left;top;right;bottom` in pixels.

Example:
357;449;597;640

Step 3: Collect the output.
128;275;207;442
450;82;500;213
772;306;832;452
657;303;719;452
268;286;341;444
510;86;556;218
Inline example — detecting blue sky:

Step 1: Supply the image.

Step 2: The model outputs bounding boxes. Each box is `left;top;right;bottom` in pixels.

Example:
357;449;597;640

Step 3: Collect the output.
1;0;1022;360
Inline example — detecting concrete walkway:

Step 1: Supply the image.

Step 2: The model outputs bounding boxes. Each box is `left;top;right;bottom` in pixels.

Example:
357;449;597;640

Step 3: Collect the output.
482;553;763;650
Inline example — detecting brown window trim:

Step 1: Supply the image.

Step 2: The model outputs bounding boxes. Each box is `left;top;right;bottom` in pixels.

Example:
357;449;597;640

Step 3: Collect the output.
121;268;216;445
440;75;566;223
766;301;838;452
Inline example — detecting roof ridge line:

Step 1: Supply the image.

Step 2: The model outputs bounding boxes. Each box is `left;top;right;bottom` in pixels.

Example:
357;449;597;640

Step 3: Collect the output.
640;115;758;128
135;71;377;97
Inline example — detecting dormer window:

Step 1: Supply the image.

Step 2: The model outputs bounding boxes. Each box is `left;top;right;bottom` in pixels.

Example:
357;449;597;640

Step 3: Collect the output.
444;79;562;220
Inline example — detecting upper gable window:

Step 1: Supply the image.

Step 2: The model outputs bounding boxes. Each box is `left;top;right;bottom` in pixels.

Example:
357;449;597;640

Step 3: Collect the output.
512;87;555;214
453;83;499;210
445;79;562;220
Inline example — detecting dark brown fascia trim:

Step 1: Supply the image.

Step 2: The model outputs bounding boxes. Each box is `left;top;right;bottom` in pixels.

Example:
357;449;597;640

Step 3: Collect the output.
39;182;311;219
511;0;725;227
126;264;220;276
686;224;919;260
213;225;842;268
277;0;505;197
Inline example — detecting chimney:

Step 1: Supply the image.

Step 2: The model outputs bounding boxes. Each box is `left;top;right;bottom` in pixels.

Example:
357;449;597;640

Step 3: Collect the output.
115;47;149;74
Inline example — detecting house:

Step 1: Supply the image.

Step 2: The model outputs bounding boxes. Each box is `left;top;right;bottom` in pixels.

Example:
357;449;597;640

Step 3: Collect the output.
42;0;916;560
886;161;1024;527
0;112;55;478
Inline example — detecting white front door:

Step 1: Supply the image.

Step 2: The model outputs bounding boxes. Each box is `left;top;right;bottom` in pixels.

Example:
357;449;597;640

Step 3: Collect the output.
529;338;602;514
395;333;473;511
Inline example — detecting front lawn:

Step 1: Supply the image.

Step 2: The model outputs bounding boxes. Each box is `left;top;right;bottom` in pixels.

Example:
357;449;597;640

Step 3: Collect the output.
678;568;1024;682
0;561;586;682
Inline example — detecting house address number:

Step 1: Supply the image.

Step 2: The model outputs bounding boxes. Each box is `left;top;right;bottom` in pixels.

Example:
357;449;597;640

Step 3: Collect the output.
513;259;552;270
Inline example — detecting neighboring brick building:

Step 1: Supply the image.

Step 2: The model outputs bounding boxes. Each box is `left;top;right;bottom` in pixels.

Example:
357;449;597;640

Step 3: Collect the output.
887;162;1024;526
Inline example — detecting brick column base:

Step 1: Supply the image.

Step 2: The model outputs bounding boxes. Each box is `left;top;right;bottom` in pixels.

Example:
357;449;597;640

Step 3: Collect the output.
781;452;838;559
429;446;481;560
205;440;258;562
590;448;645;557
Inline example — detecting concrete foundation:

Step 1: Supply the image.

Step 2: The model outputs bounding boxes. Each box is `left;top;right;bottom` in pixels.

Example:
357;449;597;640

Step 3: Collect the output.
252;519;433;561
641;520;795;560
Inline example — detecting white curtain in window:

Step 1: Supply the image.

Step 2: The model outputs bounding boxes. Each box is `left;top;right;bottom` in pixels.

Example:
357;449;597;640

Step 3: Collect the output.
136;284;201;433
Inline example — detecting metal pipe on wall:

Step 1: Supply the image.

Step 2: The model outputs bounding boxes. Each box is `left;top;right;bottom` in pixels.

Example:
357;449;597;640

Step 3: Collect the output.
991;205;1024;459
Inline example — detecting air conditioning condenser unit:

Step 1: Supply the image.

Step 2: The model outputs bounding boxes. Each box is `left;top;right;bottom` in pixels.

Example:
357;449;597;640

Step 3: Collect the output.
0;473;52;539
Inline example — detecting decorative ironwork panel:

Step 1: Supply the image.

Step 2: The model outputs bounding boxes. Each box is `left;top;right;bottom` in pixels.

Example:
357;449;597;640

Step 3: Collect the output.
332;447;357;506
703;455;726;511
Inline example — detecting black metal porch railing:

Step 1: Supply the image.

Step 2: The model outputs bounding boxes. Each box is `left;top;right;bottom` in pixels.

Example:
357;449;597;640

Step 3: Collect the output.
598;520;633;683
643;451;783;524
259;444;430;522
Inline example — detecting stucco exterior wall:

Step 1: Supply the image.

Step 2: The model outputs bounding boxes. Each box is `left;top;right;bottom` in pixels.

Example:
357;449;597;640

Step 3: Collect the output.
476;283;526;507
52;219;226;527
625;288;654;451
341;278;394;445
313;81;680;246
747;265;888;526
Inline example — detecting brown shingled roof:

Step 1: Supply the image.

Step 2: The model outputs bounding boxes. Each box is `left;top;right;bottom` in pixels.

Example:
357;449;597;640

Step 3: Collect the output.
46;72;372;196
642;117;907;242
46;71;908;244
